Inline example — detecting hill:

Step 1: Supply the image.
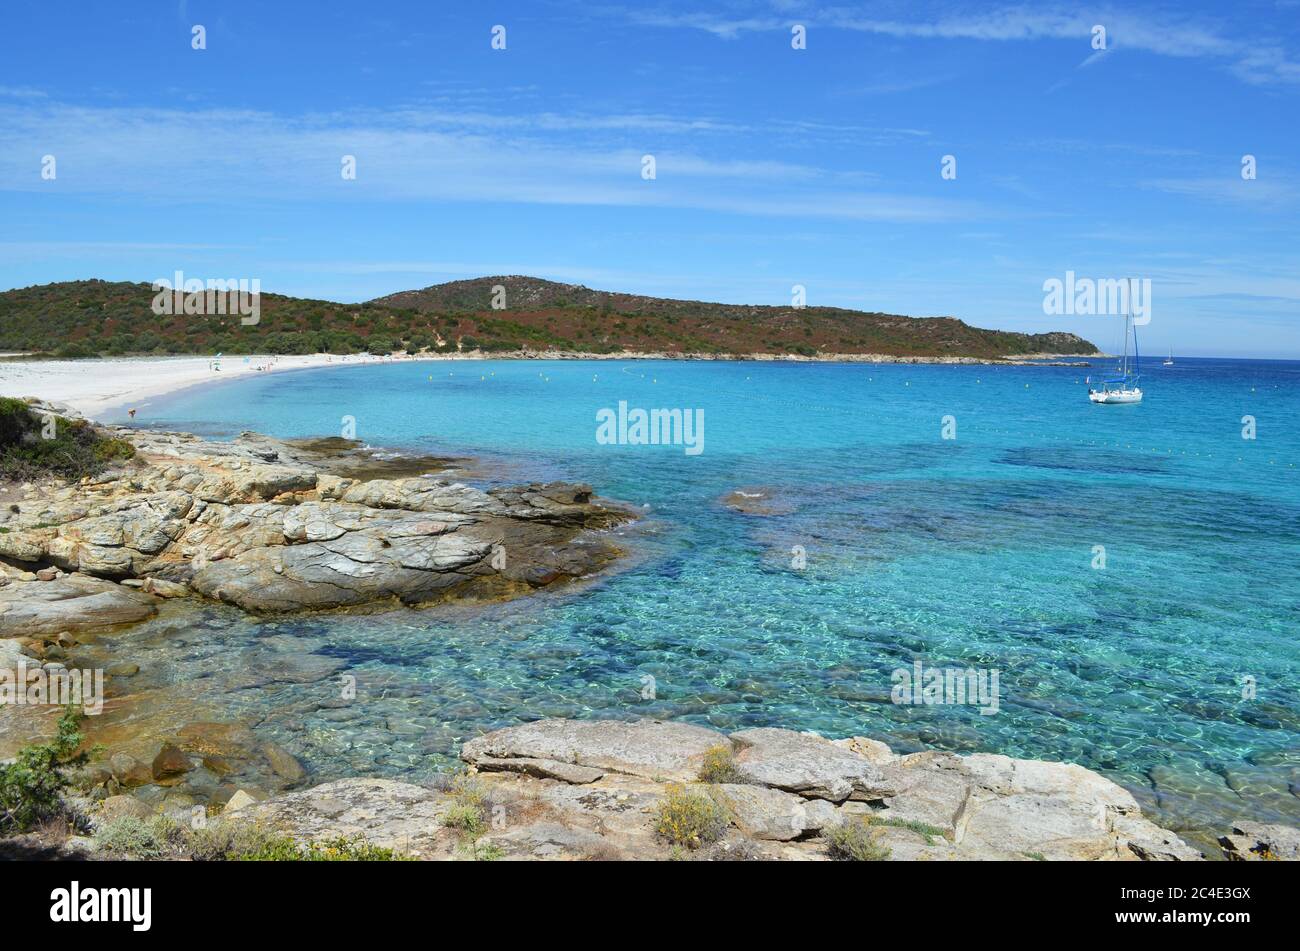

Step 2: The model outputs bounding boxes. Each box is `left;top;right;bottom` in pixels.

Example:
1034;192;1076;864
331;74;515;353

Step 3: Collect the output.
0;276;1097;360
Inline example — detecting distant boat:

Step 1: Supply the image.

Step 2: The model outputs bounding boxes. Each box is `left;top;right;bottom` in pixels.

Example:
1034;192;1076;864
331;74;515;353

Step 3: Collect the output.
1163;347;1174;366
1089;283;1143;404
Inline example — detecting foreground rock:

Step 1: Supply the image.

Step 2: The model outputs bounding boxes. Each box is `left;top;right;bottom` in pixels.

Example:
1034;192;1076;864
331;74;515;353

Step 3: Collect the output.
0;572;157;638
0;409;635;627
451;719;1203;861
82;718;1297;861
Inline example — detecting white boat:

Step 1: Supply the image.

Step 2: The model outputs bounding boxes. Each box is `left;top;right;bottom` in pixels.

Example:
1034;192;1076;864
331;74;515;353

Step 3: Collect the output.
1089;288;1143;404
1089;385;1143;404
1163;347;1174;366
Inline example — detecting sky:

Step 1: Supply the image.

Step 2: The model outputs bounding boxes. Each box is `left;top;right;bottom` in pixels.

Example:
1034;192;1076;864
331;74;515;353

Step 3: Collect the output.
1;1;1298;357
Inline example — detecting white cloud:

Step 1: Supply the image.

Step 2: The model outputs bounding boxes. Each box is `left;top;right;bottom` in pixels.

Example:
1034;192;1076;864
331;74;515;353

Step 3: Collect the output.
0;101;975;224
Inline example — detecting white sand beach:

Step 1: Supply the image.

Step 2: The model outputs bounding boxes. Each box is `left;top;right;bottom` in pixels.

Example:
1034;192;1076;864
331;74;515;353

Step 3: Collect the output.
0;353;405;420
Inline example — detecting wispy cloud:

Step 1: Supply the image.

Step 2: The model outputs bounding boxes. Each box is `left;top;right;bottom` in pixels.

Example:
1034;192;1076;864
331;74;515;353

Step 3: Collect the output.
0;101;975;224
619;3;1300;85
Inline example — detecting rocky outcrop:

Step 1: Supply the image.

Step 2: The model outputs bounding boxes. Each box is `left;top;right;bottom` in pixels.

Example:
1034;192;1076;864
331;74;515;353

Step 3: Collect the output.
0;418;635;624
0;572;157;637
83;717;1295;861
445;718;1203;861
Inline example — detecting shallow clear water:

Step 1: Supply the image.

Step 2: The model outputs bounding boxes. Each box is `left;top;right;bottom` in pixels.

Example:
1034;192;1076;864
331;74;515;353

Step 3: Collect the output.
95;357;1300;838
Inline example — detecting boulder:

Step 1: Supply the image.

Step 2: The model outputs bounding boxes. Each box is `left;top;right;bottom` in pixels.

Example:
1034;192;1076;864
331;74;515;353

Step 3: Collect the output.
109;751;153;788
223;790;259;813
98;795;154;823
462;718;728;783
151;743;193;782
0;575;157;637
261;742;307;785
730;728;895;802
717;783;837;841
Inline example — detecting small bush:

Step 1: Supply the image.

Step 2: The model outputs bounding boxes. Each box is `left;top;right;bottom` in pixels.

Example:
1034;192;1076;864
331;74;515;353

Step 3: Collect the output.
654;784;730;850
94;815;184;858
0;706;89;835
441;803;486;836
440;774;489;836
826;817;891;861
698;745;747;784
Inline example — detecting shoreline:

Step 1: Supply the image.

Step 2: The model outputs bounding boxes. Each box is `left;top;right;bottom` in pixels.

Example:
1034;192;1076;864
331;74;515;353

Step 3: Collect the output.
0;349;1100;422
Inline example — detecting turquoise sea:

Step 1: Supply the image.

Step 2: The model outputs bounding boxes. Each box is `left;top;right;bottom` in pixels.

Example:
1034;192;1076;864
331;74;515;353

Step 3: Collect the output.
104;357;1300;840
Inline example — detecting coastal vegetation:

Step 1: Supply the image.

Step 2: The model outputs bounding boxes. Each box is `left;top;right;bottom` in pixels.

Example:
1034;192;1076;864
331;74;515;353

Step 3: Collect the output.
654;783;731;849
0;276;1099;360
0;397;134;481
0;706;89;835
826;817;892;861
93;815;407;861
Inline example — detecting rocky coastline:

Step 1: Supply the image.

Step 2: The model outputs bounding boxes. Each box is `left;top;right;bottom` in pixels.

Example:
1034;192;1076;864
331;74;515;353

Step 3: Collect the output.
0;399;1293;861
13;716;1300;862
0;401;635;633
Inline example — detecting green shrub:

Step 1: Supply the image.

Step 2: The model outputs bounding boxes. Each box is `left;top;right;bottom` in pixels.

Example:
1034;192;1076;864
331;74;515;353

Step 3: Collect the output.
94;815;184;858
654;784;729;849
697;745;747;784
439;773;489;836
0;706;89;835
826;817;891;861
0;399;136;481
441;803;486;836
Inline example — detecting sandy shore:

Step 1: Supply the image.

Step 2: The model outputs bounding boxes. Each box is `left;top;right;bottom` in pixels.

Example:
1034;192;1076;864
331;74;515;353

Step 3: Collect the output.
0;349;1099;421
0;353;407;421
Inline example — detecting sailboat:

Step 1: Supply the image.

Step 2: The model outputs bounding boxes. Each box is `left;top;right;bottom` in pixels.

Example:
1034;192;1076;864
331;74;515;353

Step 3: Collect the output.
1163;347;1174;366
1089;283;1143;404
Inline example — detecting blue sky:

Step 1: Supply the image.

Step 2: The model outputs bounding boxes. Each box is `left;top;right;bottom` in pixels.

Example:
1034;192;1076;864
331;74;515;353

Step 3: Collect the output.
1;1;1298;357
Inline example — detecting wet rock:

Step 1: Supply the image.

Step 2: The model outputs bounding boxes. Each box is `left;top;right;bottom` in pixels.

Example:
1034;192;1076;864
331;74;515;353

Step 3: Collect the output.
719;487;795;516
109;751;152;788
261;742;307;785
151;743;194;782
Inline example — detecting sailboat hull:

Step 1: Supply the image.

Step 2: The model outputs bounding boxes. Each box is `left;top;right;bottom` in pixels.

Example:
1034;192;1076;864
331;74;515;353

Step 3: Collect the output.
1089;387;1143;404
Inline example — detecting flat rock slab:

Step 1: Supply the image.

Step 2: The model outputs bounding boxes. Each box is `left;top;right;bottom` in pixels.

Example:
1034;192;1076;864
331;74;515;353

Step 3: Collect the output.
474;755;605;785
462;718;728;783
230;778;455;859
730;728;894;802
0;575;157;638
